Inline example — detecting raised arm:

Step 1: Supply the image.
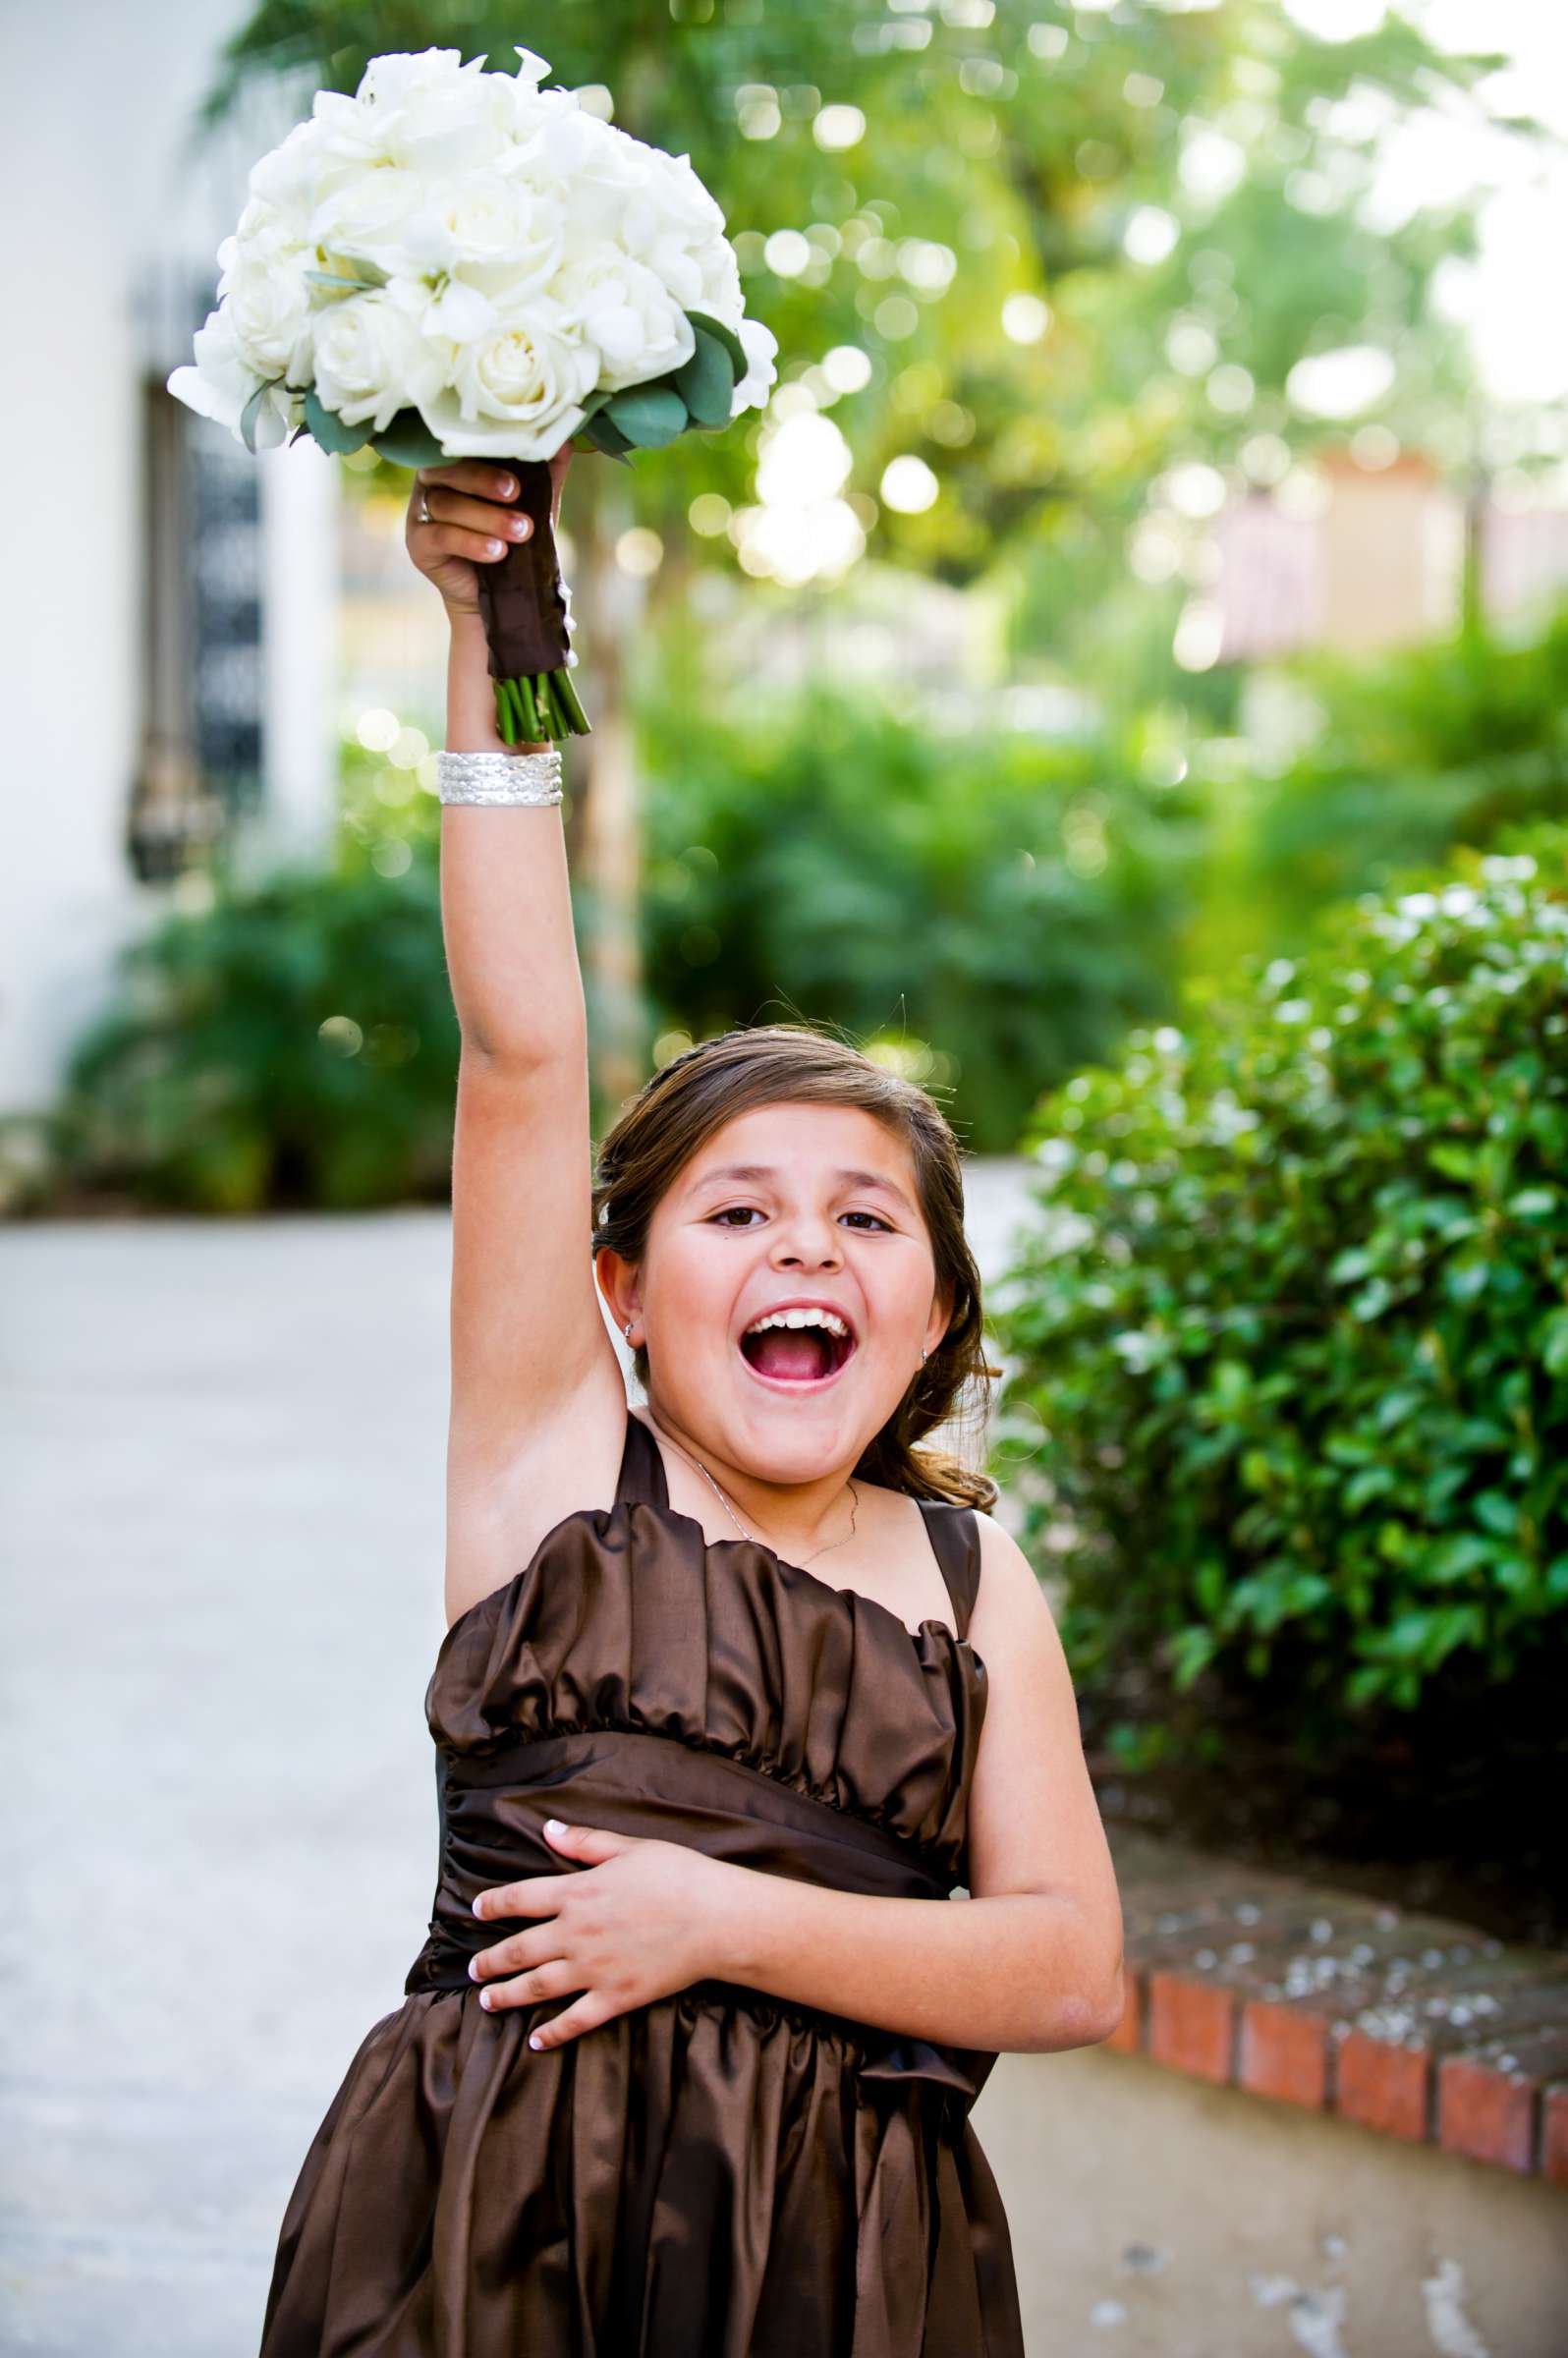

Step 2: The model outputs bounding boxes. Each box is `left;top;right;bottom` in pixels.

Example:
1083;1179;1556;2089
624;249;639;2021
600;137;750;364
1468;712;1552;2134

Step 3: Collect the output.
409;457;627;1626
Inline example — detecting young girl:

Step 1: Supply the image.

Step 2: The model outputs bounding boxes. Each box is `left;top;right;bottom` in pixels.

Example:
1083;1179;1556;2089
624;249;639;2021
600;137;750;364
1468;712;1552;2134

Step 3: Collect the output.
258;449;1123;2356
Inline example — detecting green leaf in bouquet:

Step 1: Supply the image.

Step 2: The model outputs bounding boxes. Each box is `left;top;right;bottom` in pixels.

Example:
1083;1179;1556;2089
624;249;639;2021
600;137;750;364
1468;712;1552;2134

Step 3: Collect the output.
305;252;388;294
604;384;688;449
685;309;748;380
303;269;372;299
573;424;632;464
240;379;279;455
577;408;638;461
576;387;615;422
367;408;447;469
304;386;372;455
672;328;736;429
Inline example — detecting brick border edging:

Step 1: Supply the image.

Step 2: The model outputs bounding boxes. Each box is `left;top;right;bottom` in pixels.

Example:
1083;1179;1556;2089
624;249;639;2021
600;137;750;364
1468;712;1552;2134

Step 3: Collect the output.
1100;1827;1568;2184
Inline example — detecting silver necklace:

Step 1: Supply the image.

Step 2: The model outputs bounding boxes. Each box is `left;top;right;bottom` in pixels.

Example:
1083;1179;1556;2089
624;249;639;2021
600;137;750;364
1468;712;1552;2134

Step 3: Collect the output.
646;1415;859;1568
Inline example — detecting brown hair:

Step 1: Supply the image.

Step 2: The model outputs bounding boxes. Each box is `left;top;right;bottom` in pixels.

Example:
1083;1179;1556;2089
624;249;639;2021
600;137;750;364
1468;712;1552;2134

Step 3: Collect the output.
590;1023;999;1508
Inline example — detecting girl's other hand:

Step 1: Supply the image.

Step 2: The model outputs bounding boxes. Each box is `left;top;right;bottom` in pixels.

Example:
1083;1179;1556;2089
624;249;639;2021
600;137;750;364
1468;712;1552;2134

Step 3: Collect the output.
468;1819;737;2049
407;445;574;620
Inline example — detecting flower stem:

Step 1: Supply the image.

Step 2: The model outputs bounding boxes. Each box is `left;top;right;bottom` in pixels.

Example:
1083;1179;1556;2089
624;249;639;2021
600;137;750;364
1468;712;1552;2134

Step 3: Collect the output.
554;668;591;734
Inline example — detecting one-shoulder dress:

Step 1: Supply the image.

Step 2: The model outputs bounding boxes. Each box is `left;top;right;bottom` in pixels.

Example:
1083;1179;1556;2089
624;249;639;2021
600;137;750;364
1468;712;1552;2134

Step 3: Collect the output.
258;1408;1025;2356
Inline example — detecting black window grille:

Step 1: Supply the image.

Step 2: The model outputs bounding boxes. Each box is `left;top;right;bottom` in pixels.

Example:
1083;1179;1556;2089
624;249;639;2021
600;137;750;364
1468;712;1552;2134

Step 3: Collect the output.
130;262;266;883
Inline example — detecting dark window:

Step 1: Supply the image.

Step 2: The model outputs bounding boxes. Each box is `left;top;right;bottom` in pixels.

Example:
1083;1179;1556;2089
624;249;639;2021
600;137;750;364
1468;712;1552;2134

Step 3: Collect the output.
130;265;266;883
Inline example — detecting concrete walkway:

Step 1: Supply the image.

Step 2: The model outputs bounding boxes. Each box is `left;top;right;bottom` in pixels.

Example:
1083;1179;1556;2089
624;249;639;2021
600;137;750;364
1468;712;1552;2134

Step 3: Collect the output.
0;1164;1042;2355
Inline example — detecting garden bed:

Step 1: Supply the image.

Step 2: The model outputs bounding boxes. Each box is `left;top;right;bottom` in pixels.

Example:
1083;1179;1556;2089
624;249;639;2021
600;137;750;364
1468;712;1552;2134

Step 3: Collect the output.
1082;1661;1567;1951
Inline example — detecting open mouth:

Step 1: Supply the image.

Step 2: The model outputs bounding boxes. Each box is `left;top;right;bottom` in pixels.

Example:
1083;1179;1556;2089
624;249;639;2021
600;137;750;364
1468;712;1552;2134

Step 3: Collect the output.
738;1306;857;1387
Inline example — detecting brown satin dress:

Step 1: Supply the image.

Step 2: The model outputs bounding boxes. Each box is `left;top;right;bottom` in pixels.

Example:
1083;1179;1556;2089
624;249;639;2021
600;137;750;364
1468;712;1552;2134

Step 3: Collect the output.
258;1408;1025;2357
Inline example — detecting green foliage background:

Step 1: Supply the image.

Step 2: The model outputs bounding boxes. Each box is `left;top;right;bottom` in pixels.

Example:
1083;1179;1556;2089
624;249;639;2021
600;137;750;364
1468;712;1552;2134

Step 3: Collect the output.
636;680;1194;1151
47;831;460;1214
21;604;1568;1208
995;821;1568;1753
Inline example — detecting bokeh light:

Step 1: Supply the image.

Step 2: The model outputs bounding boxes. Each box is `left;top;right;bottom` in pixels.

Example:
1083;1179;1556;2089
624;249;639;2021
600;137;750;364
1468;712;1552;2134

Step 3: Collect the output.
689;493;732;536
737;85;781;140
1001;294;1050;344
1287;345;1397;419
821;345;873;394
356;707;400;753
880;455;939;514
615;527;664;578
1124;206;1180;265
763;229;811;277
813;104;866;150
729;409;866;587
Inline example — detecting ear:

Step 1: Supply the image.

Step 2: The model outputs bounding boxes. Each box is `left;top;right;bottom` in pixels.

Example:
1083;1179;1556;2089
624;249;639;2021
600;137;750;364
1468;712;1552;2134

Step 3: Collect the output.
595;1249;643;1341
924;1284;954;1364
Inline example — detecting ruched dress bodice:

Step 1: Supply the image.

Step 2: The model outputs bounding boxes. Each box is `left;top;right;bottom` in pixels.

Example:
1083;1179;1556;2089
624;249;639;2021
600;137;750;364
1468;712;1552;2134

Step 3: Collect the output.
258;1409;1024;2357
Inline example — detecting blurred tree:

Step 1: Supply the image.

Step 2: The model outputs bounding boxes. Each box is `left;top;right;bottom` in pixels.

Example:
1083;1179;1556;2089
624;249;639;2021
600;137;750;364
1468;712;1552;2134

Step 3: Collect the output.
636;676;1196;1150
197;0;1513;1103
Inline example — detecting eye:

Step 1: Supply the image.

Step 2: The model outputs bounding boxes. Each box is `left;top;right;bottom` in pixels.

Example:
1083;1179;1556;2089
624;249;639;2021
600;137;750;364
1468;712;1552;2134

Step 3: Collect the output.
841;1210;893;1231
708;1206;763;1227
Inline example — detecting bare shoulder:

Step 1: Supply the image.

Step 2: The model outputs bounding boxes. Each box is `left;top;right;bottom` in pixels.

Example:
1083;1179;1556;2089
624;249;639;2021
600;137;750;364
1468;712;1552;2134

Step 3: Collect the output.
966;1506;1075;1699
970;1506;1061;1622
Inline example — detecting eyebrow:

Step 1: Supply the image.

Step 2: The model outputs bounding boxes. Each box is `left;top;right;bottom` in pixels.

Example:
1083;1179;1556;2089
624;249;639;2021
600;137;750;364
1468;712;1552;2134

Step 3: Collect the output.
693;1162;918;1215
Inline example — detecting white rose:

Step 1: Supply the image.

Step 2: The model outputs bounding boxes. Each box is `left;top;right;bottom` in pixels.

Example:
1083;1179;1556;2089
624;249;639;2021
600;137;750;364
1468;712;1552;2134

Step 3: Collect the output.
351;46;481;111
643;145;727;240
398;173;565;305
234;192;313;263
223;254;316;386
509;44;553;92
307;162;424;273
613;153;729;310
166;307;297;448
247;116;322;214
411;275;499;346
547;250;694;389
730;317;779;418
508;97;631;218
390;79;518;180
689;236;744;331
421;297;600;460
311;63;512;197
312;283;441;432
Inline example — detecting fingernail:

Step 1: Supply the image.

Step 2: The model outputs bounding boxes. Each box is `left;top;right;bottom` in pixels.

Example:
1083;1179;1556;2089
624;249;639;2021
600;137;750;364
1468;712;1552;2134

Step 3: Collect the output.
544;1818;567;1835
468;1957;479;1980
529;2031;542;2049
479;1989;492;2009
485;537;504;555
472;1896;484;1917
497;475;516;496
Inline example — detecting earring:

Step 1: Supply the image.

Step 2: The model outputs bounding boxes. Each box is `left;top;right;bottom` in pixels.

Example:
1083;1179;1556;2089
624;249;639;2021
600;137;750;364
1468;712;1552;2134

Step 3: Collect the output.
920;1345;928;1366
623;1320;634;1340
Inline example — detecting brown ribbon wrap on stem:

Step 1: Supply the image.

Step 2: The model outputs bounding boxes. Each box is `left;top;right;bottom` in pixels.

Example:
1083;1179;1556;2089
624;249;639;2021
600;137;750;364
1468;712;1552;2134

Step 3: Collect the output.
473;456;573;682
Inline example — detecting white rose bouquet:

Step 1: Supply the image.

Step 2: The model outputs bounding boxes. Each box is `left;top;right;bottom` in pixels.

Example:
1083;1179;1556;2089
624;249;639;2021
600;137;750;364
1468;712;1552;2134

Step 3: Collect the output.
167;43;778;742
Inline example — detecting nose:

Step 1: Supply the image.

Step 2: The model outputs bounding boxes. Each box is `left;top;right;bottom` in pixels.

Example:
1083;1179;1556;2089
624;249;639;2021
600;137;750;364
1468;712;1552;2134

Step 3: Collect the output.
768;1209;843;1271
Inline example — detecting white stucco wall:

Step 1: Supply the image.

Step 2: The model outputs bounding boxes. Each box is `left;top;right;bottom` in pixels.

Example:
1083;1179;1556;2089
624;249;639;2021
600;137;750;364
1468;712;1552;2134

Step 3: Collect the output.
0;0;337;1117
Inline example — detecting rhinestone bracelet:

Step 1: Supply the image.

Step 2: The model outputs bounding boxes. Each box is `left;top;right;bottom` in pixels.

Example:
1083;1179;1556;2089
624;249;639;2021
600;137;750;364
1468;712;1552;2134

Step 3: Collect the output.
434;747;564;806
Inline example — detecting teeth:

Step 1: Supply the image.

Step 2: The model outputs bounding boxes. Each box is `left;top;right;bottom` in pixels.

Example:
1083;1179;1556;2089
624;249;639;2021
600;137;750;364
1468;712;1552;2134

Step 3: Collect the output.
744;1307;850;1340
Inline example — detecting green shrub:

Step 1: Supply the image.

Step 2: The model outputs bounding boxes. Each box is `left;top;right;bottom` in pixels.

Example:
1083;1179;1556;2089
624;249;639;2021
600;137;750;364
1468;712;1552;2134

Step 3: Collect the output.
639;680;1195;1151
45;850;462;1212
995;822;1568;1744
1196;608;1568;968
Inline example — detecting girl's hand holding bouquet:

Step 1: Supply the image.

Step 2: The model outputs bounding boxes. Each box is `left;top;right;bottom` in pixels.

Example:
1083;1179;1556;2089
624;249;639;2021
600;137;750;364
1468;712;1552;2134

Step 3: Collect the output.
408;448;573;628
168;43;777;742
